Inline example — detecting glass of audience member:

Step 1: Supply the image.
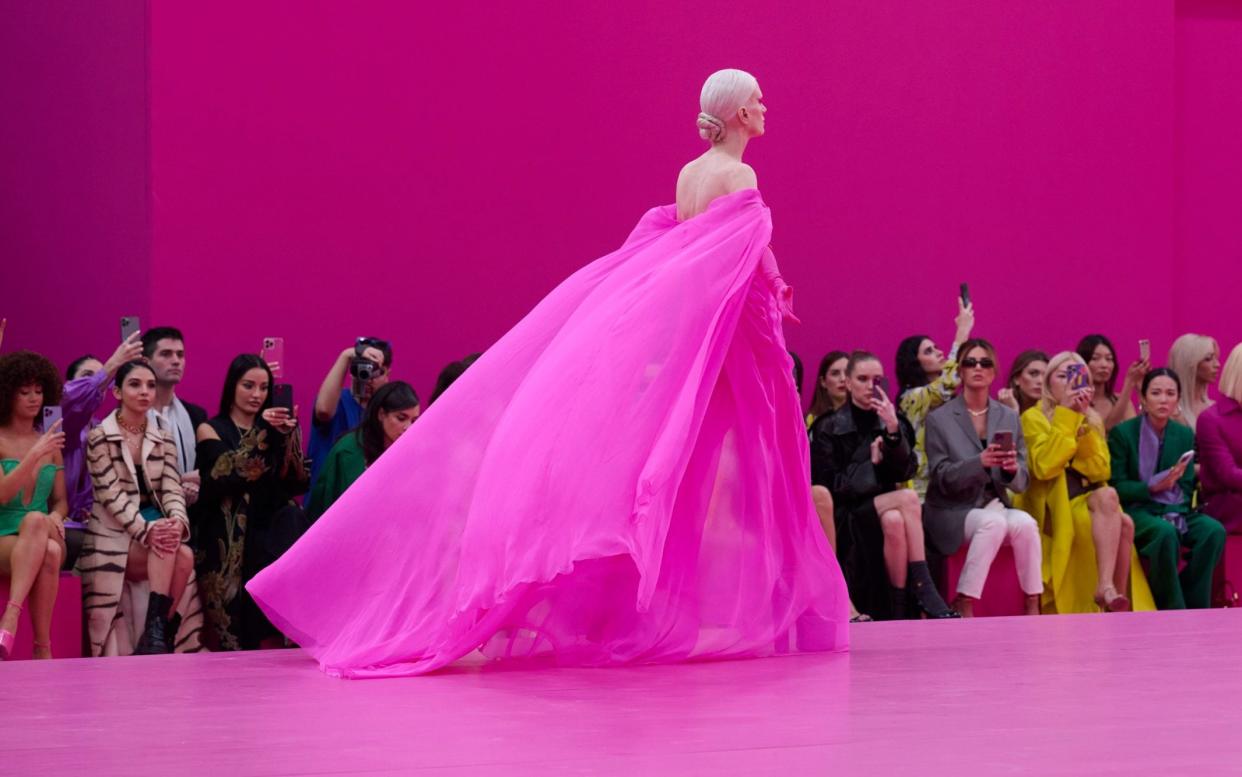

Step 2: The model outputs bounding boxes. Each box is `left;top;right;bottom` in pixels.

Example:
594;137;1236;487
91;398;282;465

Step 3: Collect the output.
1198;343;1242;533
810;351;958;619
1107;368;1224;609
895;297;976;499
1076;334;1147;431
0;351;67;659
307;381;420;521
195;355;309;650
807;350;850;429
143;327;210;502
428;353;482;406
59;334;145;568
1015;351;1152;613
83;361;201;655
308;338;393;493
1168;333;1220;428
998;350;1049;415
924;339;1043;617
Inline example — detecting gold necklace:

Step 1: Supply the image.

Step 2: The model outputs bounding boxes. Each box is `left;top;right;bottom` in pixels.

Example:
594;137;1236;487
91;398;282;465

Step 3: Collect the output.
116;411;147;436
967;406;989;418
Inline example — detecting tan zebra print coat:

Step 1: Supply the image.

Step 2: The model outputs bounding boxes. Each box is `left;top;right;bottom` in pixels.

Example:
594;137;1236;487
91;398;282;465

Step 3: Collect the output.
80;413;204;655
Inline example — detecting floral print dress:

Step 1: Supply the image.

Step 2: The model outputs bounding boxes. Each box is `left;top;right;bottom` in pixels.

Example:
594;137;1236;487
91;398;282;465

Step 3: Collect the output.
193;417;309;650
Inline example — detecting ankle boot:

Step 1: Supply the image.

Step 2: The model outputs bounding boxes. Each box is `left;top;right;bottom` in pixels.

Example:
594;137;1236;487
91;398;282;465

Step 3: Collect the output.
166;612;183;654
907;562;961;619
888;585;910;621
134;593;174;655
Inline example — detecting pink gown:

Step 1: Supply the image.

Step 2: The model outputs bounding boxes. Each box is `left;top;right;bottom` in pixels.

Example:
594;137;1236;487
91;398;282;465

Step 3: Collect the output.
247;188;850;677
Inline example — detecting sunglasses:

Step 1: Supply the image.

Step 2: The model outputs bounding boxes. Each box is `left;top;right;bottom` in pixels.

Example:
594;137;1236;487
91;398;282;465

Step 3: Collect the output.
961;357;995;369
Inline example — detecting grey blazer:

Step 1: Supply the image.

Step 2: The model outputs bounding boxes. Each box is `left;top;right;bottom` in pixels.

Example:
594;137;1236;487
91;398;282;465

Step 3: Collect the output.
923;396;1030;556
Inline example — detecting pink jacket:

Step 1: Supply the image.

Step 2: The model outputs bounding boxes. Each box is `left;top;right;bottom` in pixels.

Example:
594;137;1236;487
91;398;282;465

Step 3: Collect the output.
1198;396;1242;533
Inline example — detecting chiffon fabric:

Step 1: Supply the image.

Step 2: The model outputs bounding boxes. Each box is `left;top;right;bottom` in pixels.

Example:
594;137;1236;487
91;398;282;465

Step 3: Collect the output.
247;189;850;677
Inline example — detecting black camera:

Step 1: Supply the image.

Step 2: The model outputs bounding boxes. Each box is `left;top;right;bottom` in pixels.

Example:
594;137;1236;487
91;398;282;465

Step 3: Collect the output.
350;357;382;381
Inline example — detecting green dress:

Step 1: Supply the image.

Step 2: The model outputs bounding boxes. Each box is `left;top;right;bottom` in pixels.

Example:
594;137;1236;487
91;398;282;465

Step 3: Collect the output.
306;432;367;521
0;459;61;535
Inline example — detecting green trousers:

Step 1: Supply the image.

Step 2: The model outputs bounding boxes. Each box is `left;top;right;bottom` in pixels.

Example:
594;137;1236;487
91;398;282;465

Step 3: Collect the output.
1132;510;1226;609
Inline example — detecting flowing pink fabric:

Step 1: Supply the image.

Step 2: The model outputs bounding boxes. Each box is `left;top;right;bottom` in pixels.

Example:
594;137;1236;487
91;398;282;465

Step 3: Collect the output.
247;189;850;677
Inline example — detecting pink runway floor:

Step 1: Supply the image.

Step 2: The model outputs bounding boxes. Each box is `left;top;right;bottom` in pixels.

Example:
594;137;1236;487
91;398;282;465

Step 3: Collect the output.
9;610;1241;775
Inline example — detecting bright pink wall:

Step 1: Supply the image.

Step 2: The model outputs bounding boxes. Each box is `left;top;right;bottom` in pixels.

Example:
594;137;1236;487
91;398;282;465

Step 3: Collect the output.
1175;0;1242;363
1;1;149;373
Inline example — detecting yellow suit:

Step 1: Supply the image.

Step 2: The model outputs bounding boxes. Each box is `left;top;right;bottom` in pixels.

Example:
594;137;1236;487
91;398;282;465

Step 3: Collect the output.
1015;406;1155;613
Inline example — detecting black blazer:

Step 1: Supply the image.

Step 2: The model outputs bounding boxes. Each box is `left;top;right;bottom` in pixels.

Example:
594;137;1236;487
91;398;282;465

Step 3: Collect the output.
810;403;917;517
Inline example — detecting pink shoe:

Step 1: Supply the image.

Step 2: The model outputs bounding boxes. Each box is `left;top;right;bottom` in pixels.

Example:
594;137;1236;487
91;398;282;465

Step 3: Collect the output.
0;602;20;660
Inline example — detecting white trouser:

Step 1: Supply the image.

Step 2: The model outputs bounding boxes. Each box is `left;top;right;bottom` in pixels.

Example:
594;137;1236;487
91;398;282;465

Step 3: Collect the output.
958;501;1044;599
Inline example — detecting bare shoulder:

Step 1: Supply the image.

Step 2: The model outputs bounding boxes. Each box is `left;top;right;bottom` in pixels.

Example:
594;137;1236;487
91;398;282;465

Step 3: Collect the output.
725;162;758;192
196;423;220;443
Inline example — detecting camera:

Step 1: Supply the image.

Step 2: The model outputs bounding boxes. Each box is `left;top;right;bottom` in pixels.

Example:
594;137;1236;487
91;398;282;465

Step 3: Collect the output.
350;357;382;381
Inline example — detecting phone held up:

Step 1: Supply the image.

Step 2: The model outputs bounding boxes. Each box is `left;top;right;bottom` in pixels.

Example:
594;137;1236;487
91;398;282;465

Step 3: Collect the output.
1065;363;1090;392
871;377;888;402
959;282;971;308
120;316;141;343
1139;339;1151;362
262;337;285;379
271;384;294;414
991;430;1015;453
42;405;63;434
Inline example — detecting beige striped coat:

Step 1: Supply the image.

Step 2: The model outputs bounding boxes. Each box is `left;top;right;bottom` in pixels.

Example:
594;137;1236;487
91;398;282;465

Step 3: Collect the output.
80;413;203;655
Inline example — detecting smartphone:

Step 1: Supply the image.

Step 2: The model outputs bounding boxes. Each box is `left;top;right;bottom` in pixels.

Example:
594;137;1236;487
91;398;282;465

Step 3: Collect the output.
120;315;141;343
871;377;888;401
1177;450;1195;467
1066;363;1090;392
41;405;63;433
262;337;285;379
959;282;971;307
271;383;294;413
991;430;1015;453
1139;339;1151;362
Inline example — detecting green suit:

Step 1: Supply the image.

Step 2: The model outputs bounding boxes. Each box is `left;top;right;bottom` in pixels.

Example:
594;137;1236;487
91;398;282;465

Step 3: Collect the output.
1108;417;1225;609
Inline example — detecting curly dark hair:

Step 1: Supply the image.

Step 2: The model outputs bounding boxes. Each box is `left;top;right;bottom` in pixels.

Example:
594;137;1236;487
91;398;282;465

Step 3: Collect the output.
0;350;64;426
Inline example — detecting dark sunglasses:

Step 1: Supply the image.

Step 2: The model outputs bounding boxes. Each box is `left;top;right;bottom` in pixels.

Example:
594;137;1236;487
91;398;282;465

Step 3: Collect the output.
961;357;995;369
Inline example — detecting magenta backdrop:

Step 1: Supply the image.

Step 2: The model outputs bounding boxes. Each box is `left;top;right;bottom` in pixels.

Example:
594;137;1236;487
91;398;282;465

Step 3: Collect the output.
4;2;1239;418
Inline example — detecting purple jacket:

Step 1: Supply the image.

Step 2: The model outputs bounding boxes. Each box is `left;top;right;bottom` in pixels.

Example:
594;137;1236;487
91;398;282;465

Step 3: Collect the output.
61;370;111;523
1198;396;1242;533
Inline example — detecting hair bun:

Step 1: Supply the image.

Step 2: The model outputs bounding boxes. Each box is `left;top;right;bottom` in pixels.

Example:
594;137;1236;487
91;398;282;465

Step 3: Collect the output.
697;112;726;143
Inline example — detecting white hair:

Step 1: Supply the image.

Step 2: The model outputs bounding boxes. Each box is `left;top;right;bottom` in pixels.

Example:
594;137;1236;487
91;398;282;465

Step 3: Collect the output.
697;68;758;143
1168;333;1218;425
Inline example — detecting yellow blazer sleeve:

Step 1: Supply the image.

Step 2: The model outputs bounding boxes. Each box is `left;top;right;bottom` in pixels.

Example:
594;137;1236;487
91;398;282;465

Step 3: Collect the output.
1072;427;1112;484
1022;406;1083;481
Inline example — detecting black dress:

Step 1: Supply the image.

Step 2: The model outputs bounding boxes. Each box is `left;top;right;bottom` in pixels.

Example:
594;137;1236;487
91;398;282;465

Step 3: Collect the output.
809;403;917;620
193;417;310;650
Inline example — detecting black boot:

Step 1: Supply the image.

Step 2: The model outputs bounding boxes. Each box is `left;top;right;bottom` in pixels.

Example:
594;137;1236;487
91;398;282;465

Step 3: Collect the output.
134;592;174;655
907;562;960;619
888;585;910;621
166;612;182;654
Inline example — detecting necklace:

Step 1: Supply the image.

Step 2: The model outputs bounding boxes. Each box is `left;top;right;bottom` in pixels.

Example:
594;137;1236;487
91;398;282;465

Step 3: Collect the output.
116;411;147;436
967;406;989;418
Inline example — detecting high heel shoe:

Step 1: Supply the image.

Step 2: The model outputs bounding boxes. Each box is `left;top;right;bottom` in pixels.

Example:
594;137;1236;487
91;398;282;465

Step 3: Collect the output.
0;601;22;660
1094;586;1130;612
907;561;962;619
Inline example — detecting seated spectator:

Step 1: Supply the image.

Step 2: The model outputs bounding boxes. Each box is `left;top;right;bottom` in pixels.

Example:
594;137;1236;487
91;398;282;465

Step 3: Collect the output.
810;351;958;619
789;350;804;399
1168;333;1220;428
309;338;392;492
1015;351;1154;613
59;333;145;568
998;350;1049;415
142;327;209;502
83;361;203;654
924;339;1042;617
1198;343;1242;533
195;355;309;650
806;350;849;429
1108;368;1224;609
428;352;481;406
307;381;420;521
1076;334;1146;430
895;297;975;497
0;350;67;659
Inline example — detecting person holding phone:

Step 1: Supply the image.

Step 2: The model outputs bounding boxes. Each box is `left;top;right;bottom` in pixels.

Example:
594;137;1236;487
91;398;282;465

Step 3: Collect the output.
195;354;309;650
1015;352;1155;613
895;293;976;498
308;338;393;495
1075;334;1146;431
811;351;958;619
1198;343;1242;533
1108;368;1224;609
82;361;203;655
0;350;68;659
924;339;1043;616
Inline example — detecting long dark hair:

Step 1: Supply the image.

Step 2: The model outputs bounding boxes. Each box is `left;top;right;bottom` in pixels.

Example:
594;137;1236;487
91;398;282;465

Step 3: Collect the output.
895;334;932;396
1006;349;1049;415
357;381;420;465
1076;334;1119;400
808;350;849;419
66;354;100;381
428;353;481;405
788;350;804;398
217;354;274;418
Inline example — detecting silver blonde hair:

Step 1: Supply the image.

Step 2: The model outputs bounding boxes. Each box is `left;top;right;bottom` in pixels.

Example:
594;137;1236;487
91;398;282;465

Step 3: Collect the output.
1168;333;1219;425
697;68;758;143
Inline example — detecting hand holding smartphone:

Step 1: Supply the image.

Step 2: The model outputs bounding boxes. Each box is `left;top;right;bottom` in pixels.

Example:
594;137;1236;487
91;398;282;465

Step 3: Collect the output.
271;383;294;413
42;405;63;434
959;282;971;308
1139;339;1151;362
262;337;285;378
120;316;141;343
1177;450;1195;468
991;430;1015;453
